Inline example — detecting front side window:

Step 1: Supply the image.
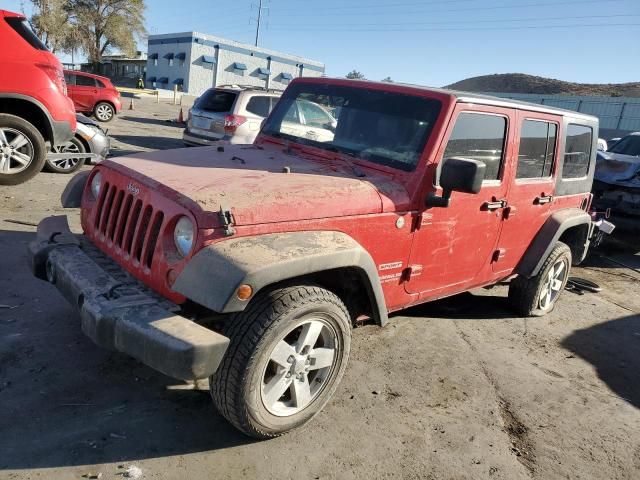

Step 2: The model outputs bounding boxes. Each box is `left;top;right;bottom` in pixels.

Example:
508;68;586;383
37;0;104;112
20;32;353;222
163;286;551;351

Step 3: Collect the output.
75;75;97;87
563;124;593;179
442;112;507;180
262;83;442;172
516;120;557;179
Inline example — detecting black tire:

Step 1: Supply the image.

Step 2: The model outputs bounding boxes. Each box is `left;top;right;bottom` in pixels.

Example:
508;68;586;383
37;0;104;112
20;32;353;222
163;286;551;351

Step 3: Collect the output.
0;113;46;186
44;136;87;174
94;102;115;122
508;242;572;317
211;285;351;439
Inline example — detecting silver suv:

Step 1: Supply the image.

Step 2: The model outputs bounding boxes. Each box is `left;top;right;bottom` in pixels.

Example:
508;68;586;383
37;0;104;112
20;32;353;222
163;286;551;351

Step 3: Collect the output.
183;85;282;146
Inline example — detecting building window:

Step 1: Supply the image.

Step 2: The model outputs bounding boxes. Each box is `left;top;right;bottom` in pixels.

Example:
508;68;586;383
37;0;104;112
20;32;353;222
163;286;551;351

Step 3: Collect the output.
442;112;507;181
562;124;593;179
168;58;174;66
516;120;557;179
153;58;157;66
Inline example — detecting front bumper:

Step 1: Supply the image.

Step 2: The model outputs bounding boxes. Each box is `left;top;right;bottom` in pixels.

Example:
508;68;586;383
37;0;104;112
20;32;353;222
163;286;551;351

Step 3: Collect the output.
29;215;229;380
51;119;75;146
88;130;111;163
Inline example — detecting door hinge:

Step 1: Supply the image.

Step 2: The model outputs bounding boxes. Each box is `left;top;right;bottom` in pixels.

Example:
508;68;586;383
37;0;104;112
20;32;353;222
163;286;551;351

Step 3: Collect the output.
218;205;236;236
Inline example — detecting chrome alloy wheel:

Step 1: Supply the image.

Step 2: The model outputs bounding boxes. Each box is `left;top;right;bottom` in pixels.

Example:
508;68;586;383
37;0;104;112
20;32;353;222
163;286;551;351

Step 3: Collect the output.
0;127;34;174
95;104;113;121
261;318;337;417
539;258;568;310
51;141;82;170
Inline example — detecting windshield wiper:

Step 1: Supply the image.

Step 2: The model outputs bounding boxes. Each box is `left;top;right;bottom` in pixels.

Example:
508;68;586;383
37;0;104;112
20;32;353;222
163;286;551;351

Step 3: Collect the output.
326;147;366;178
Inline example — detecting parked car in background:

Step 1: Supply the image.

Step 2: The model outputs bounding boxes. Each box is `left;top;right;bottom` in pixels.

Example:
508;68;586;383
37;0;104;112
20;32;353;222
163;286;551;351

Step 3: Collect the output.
0;9;76;185
183;85;283;146
64;70;121;122
593;132;640;227
45;114;110;174
32;77;608;439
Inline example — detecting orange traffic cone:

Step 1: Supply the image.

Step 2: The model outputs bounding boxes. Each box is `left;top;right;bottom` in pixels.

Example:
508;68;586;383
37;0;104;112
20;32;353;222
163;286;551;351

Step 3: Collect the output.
177;107;184;124
129;98;135;110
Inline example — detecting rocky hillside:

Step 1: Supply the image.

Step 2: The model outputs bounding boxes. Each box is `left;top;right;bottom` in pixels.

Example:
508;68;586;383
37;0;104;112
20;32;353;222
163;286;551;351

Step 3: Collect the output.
445;73;640;97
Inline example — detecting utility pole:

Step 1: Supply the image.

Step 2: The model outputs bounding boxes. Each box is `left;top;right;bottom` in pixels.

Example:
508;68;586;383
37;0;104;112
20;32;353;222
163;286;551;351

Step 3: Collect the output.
254;0;263;46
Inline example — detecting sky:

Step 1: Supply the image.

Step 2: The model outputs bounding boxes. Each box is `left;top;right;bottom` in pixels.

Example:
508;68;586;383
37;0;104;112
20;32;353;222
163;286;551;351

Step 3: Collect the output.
5;0;640;86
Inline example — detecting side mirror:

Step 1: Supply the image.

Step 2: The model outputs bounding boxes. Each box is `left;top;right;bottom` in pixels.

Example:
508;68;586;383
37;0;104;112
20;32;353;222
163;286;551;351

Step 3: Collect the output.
426;157;486;208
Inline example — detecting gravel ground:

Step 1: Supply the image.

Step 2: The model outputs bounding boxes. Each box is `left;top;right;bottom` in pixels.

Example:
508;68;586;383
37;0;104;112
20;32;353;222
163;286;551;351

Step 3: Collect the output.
1;98;639;480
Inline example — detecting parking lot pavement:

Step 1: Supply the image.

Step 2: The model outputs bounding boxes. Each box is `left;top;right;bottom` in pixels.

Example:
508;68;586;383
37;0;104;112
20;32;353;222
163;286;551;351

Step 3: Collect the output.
1;101;639;479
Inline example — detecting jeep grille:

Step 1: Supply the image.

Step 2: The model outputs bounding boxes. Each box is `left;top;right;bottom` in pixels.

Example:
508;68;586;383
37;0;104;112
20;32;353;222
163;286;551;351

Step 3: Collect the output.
93;182;164;270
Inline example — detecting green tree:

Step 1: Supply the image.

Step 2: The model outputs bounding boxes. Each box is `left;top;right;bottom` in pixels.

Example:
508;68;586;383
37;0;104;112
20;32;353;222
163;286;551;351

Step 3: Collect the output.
346;70;365;80
29;0;78;53
71;0;147;68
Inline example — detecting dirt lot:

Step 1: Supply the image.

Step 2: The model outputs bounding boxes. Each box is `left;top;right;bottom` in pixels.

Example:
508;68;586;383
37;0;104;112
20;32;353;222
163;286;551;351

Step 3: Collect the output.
1;98;639;480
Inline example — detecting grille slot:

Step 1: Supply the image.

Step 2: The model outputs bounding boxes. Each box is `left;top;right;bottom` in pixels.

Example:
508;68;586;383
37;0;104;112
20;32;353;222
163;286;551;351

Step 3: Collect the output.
90;183;165;271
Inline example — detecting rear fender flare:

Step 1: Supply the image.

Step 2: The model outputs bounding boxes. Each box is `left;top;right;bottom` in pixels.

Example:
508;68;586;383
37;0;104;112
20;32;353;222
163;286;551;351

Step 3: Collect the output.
173;231;389;325
516;208;593;278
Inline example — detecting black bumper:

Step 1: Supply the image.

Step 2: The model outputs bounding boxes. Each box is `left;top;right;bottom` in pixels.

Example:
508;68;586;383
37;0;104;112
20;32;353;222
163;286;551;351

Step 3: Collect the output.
51;119;75;146
29;216;229;380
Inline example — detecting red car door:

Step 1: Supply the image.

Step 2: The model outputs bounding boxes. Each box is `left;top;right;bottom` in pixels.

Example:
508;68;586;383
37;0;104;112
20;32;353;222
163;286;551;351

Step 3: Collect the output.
70;74;98;112
406;104;516;298
491;110;560;276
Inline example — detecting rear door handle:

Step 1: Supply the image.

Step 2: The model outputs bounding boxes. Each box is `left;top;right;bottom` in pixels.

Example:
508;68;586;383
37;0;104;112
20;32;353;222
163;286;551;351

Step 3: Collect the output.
535;195;553;204
482;199;507;211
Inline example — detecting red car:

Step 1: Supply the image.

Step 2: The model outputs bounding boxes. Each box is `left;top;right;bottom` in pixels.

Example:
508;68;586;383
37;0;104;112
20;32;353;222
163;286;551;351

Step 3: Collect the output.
0;9;76;185
64;70;121;122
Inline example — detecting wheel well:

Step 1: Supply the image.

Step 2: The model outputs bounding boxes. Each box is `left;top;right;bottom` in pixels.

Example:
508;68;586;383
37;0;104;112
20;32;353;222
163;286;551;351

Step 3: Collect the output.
0;98;52;143
95;100;115;110
559;223;590;265
263;267;378;325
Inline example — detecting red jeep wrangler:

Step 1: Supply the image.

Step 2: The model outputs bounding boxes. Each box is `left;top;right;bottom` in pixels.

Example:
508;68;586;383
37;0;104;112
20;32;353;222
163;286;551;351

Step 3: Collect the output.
30;78;602;438
0;9;76;185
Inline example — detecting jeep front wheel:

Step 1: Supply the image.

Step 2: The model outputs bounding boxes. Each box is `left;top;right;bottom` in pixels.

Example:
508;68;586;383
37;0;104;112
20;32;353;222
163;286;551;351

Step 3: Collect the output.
0;113;46;185
508;242;572;316
211;285;351;439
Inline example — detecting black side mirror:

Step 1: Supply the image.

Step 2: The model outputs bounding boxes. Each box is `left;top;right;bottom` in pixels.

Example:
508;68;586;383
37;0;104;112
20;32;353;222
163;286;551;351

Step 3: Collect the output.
426;157;486;208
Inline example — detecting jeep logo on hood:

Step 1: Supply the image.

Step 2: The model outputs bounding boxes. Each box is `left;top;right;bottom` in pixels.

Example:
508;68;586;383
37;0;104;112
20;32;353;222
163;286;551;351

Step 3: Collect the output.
127;182;141;196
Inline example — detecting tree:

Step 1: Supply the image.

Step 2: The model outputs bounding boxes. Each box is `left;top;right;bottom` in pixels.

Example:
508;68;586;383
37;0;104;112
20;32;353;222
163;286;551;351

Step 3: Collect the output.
381;76;393;83
346;70;365;80
71;0;147;68
29;0;78;54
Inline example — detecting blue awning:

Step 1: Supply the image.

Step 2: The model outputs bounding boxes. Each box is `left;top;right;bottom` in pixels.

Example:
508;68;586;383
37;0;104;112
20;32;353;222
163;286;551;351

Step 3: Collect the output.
258;67;271;75
175;52;186;60
146;76;156;82
163;53;174;59
281;72;293;80
173;78;184;85
201;55;216;64
148;53;158;59
158;77;168;83
233;62;247;71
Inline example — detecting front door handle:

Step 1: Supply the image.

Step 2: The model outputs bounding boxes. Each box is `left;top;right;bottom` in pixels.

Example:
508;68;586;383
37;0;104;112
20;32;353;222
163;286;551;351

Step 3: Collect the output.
535;195;553;205
482;199;507;211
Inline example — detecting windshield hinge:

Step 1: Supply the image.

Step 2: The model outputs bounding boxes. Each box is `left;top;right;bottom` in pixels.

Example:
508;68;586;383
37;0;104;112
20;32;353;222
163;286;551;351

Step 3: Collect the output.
218;206;236;236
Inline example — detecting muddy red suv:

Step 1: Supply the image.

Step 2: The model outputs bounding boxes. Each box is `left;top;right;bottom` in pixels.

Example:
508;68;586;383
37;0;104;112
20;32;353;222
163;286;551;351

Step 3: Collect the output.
31;77;606;438
64;70;121;122
0;9;76;185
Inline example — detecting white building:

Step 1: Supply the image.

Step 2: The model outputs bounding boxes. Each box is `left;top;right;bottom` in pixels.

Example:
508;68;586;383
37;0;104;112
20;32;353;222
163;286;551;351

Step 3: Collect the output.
145;32;325;96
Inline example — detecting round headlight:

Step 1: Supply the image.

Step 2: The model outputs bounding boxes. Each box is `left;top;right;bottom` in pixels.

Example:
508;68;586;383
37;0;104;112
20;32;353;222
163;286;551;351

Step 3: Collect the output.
90;171;102;198
174;216;194;257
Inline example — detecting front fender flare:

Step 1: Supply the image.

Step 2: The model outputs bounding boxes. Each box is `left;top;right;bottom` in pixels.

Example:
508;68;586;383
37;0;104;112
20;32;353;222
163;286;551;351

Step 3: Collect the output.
173;231;389;325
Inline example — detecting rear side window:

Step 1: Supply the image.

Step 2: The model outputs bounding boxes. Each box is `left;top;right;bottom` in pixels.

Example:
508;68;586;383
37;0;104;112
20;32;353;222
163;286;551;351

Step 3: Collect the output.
195;90;237;112
562;124;592;179
516;120;557;179
5;17;48;51
245;96;271;117
76;75;97;87
95;79;106;88
443;112;507;180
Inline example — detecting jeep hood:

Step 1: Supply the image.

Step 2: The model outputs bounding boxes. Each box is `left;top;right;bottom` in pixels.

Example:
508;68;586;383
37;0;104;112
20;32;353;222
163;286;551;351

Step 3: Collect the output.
102;145;410;226
595;151;640;188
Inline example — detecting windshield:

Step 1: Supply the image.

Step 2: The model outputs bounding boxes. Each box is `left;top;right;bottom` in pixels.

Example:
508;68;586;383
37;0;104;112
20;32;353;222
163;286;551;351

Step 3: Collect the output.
607;135;640;157
262;83;442;172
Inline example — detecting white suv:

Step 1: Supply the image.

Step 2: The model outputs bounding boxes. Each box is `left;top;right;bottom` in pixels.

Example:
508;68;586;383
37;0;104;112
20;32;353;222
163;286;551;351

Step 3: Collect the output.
183;86;282;146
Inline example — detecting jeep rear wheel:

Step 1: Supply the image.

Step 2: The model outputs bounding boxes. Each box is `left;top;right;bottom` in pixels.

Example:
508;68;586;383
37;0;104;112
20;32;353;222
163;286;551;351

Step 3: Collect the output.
211;285;351;439
0;113;46;185
508;242;572;317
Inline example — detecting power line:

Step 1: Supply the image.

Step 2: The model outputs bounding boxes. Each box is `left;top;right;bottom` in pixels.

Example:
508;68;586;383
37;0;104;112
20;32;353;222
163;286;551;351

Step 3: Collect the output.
265;22;640;32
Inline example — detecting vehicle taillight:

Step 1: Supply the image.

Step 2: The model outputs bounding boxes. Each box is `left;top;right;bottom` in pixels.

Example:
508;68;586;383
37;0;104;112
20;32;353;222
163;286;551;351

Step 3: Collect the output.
37;63;66;95
224;114;247;134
